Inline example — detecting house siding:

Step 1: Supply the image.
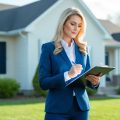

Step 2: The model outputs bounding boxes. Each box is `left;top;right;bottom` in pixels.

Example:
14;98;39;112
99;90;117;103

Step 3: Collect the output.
0;36;16;78
14;34;29;90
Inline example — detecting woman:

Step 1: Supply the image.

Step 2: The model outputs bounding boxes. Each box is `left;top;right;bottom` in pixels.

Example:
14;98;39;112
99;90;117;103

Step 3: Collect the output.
39;7;100;120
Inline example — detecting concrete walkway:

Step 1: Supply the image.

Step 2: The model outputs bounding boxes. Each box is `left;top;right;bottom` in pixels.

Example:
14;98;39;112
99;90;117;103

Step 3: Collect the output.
96;86;120;98
107;95;120;98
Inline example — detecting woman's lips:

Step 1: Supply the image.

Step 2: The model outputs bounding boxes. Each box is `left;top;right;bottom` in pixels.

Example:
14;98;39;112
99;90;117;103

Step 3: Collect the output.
72;32;77;34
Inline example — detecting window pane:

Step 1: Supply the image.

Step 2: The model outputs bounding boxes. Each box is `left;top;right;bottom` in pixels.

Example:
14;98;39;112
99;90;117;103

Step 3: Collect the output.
0;42;6;74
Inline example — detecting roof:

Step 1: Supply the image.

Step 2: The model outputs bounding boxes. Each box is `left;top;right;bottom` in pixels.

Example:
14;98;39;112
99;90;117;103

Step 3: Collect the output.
0;0;57;32
105;39;120;48
0;3;17;11
99;19;120;34
99;19;120;42
0;0;112;40
112;33;120;42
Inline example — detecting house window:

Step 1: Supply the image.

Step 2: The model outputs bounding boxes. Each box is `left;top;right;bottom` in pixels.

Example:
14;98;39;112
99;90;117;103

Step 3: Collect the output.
105;51;109;65
0;42;6;74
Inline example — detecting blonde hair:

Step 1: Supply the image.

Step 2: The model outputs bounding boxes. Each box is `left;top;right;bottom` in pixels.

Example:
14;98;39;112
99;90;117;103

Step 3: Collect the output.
53;7;87;55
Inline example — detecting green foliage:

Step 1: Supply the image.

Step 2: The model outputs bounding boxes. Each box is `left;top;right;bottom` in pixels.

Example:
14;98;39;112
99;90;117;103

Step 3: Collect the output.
86;87;97;96
32;66;48;97
116;87;120;94
0;78;20;98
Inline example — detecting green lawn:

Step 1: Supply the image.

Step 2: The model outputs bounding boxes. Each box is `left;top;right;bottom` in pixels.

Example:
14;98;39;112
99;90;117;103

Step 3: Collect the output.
90;97;120;120
0;97;120;120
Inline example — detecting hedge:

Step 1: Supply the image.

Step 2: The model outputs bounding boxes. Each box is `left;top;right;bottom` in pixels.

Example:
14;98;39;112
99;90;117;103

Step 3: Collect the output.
32;66;48;97
0;78;20;98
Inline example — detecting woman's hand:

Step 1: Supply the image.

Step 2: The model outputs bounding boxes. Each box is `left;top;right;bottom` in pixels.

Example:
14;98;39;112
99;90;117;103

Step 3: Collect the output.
68;64;83;78
86;75;100;86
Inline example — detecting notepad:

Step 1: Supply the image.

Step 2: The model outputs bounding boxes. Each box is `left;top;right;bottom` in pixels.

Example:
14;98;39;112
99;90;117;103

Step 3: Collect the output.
65;66;115;88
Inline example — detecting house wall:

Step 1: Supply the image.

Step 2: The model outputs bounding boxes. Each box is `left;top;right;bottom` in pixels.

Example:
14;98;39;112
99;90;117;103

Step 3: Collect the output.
106;47;120;75
0;36;16;78
27;32;40;90
106;48;115;75
14;33;29;90
105;47;120;87
25;0;106;89
85;16;106;87
0;34;29;90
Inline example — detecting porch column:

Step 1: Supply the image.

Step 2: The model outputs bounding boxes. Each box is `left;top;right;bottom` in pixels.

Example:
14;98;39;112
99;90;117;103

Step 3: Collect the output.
114;48;120;75
118;48;120;74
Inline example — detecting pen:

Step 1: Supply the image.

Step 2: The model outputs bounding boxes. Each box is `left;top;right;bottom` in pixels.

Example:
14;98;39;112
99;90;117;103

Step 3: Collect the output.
72;61;83;70
72;61;76;65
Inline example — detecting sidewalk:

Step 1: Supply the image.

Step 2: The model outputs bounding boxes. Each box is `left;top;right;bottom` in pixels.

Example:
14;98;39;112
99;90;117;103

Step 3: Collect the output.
107;94;120;98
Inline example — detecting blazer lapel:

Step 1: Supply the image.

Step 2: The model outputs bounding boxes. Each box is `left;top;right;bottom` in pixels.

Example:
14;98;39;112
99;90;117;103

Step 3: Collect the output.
59;48;72;67
75;43;83;64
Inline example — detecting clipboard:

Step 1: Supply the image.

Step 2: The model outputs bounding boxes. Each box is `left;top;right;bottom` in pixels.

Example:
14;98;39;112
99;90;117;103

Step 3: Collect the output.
65;66;115;88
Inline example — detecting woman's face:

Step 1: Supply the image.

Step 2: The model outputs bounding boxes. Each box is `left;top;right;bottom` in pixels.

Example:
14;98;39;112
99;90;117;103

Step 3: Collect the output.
63;15;82;40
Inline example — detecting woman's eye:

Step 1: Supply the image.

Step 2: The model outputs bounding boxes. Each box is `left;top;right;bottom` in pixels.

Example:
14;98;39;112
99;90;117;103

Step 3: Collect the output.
71;23;82;28
71;23;75;26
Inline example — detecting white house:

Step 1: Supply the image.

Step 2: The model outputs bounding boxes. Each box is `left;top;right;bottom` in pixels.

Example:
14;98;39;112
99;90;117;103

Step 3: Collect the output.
99;20;120;86
0;0;113;93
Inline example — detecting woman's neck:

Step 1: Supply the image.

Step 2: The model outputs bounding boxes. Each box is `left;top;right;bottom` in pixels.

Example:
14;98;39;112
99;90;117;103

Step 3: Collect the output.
63;37;72;46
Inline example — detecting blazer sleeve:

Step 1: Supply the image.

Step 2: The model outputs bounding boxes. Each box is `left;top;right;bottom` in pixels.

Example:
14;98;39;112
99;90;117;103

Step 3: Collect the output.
85;53;99;90
39;44;66;90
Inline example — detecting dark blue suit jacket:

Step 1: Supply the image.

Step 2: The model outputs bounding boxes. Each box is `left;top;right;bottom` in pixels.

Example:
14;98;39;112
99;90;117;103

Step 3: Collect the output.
39;41;97;114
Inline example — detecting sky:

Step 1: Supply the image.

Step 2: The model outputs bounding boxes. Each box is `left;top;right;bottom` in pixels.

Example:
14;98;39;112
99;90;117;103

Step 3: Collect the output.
84;0;120;20
0;0;120;20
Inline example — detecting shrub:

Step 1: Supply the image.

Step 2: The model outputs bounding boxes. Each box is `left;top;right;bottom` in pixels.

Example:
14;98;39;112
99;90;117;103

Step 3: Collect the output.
32;66;48;97
116;87;120;94
86;87;97;96
0;78;20;98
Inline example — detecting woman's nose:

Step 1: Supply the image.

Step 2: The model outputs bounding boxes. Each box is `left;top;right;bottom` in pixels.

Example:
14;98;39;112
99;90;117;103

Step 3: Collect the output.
74;25;80;31
74;26;77;31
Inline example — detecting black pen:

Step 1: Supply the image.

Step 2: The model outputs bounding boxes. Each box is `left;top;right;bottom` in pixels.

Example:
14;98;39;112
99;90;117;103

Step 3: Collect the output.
72;61;83;70
72;61;76;65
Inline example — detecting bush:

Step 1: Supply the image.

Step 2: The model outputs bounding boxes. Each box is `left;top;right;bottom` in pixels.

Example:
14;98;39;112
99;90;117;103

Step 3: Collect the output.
0;78;20;98
32;66;48;97
116;87;120;94
86;87;97;96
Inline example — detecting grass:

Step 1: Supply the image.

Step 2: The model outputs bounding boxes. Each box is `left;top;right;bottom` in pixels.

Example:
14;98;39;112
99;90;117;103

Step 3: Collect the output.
90;97;120;120
0;98;45;120
0;97;120;120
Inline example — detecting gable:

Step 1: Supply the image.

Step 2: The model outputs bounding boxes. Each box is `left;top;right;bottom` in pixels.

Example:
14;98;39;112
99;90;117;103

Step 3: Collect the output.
26;0;111;40
0;0;57;32
0;0;111;40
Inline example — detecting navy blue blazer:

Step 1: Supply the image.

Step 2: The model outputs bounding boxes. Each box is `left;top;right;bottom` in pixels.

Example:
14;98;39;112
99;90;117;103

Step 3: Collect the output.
39;41;98;114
